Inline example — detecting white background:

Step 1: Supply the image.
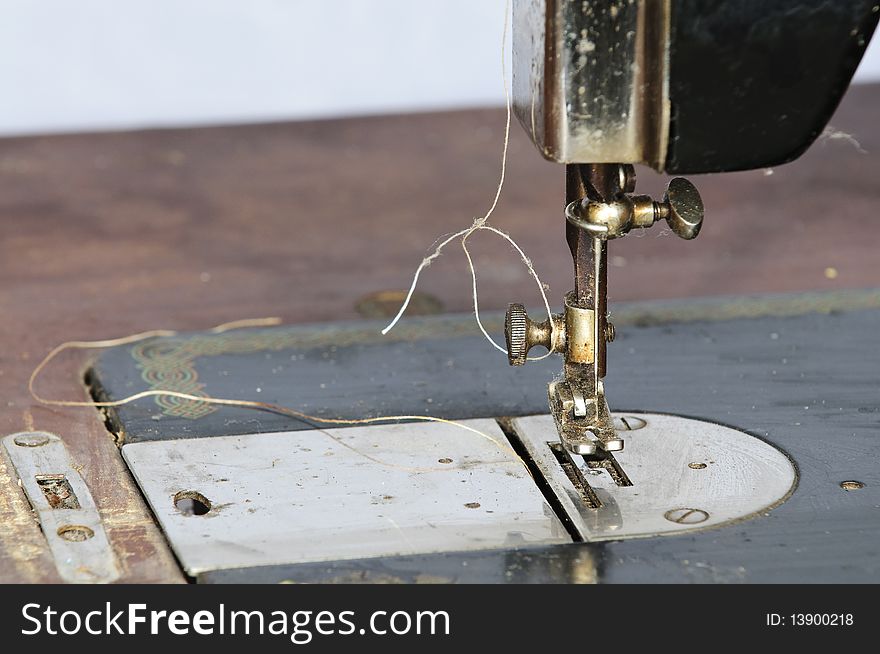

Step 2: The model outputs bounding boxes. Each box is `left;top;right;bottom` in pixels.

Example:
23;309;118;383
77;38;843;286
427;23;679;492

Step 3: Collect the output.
1;0;878;136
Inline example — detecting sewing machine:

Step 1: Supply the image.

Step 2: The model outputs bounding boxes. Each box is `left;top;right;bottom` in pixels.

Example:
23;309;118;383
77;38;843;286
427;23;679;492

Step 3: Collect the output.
2;2;879;585
504;0;880;458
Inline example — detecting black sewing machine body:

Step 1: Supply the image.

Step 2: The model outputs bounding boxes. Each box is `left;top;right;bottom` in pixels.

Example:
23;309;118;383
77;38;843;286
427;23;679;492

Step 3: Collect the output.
513;0;879;172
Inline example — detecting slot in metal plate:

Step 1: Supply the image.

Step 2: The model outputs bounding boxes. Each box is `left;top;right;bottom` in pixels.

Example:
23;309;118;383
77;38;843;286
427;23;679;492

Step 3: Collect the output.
2;432;121;583
511;413;797;541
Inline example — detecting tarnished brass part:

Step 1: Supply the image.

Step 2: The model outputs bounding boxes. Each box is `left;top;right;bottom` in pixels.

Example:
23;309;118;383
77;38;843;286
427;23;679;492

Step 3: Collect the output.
569;194;658;239
509;164;704;456
564;293;595;365
630;196;659;230
504;303;565;366
604;322;616;343
555;164;626;454
549;169;705;455
565;177;704;241
528;319;552;353
566;164;616;375
660;177;704;240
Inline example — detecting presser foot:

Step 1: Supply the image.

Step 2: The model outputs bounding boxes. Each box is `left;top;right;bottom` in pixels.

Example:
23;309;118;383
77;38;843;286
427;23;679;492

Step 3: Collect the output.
505;166;704;460
548;380;623;455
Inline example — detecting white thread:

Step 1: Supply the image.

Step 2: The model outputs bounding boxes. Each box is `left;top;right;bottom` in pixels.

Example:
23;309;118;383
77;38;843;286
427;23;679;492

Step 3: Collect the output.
381;0;555;361
819;125;867;154
461;225;554;360
28;329;523;470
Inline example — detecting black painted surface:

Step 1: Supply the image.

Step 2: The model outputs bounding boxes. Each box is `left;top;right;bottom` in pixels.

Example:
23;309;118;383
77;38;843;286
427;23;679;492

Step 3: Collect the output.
93;306;880;583
665;0;879;173
90;318;559;441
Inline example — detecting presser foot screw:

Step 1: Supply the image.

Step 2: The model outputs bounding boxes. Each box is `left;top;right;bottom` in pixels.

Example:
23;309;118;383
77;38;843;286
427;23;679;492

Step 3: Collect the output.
663;508;710;524
613;416;647;431
604;322;616;343
504;303;559;366
14;433;50;447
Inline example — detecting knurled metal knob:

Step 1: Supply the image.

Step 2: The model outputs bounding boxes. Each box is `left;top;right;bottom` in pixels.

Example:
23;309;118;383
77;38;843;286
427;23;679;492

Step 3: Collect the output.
505;303;558;366
505;303;529;366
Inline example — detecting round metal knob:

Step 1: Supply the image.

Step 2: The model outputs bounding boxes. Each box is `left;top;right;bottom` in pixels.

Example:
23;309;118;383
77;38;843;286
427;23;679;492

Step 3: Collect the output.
661;177;704;240
505;303;558;366
505;303;529;366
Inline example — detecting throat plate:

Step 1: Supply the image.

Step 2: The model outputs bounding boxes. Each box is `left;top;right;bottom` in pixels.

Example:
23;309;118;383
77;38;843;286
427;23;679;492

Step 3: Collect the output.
510;413;797;541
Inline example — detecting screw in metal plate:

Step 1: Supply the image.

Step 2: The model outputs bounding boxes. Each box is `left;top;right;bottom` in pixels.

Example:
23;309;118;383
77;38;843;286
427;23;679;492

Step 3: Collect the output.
604;322;616;343
663;508;710;524
57;525;95;542
613;416;647;431
840;480;864;491
14;433;50;448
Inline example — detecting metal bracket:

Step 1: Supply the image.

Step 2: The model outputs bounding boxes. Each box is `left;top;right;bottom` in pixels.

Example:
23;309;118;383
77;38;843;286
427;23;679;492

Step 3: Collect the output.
2;432;120;583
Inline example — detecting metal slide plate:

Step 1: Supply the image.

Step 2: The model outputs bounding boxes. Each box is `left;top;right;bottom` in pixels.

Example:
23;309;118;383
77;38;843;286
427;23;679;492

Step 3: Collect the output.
2;432;121;583
511;413;797;541
122;419;570;575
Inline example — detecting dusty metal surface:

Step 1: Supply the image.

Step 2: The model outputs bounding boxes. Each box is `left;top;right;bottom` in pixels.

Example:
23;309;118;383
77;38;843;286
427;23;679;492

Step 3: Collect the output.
2;432;121;583
510;413;797;541
121;419;570;576
512;0;670;166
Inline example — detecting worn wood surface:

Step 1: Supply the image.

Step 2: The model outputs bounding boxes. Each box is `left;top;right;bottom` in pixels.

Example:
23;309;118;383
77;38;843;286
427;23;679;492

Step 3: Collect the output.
0;84;878;582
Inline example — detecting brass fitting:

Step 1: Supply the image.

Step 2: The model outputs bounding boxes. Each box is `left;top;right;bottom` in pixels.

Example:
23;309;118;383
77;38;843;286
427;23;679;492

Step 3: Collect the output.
504;304;565;366
565;177;704;240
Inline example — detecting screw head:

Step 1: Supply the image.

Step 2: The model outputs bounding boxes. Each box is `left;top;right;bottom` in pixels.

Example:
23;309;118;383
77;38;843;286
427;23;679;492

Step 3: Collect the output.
664;508;710;524
613;416;647;431
618;165;637;193
604;322;616;343
663;177;704;240
14;433;50;447
57;525;94;542
840;480;864;491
